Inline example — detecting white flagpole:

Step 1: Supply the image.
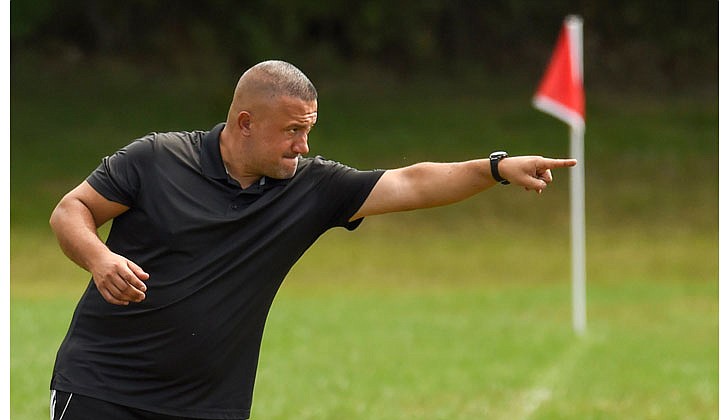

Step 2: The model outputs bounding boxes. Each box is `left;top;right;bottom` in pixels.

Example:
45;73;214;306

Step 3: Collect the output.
566;15;586;335
570;126;586;335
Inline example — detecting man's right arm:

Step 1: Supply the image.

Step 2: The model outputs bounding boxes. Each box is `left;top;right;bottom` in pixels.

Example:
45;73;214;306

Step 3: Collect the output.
49;181;149;305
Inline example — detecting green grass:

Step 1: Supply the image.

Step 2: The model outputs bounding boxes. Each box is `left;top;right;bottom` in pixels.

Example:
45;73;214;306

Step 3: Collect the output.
10;55;717;419
10;222;717;419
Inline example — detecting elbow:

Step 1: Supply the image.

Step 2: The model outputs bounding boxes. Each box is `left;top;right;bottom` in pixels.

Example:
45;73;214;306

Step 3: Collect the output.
49;201;66;234
49;195;78;234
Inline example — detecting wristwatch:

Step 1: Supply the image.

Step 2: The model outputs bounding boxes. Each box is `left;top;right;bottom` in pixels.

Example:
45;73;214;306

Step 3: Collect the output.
489;151;510;185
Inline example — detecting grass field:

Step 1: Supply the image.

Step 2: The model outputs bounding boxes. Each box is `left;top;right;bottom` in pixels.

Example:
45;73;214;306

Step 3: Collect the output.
10;55;718;419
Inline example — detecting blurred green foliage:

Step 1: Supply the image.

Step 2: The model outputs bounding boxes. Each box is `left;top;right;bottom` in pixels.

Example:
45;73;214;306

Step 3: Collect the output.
10;1;717;90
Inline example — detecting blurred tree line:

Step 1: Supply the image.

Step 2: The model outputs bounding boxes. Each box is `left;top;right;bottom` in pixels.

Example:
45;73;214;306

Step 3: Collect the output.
11;0;717;90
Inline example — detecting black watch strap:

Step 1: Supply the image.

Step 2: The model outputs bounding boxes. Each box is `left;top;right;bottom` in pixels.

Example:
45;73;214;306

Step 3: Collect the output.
489;151;510;185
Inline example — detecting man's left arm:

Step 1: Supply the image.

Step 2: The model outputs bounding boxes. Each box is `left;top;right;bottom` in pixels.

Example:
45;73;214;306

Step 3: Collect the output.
350;156;577;221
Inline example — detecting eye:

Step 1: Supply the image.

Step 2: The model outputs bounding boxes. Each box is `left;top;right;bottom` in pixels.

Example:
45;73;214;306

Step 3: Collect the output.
287;125;313;136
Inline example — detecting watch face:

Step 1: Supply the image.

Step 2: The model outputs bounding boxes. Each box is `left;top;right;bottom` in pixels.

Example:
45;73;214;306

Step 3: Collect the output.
490;151;508;159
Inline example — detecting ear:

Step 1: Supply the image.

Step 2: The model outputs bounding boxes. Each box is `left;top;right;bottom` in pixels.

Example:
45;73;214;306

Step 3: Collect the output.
237;111;252;136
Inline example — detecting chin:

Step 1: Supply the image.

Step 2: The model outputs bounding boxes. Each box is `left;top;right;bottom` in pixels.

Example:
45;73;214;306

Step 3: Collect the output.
272;161;298;179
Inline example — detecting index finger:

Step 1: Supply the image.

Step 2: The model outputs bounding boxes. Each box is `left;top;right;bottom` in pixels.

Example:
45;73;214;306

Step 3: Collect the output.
542;158;577;169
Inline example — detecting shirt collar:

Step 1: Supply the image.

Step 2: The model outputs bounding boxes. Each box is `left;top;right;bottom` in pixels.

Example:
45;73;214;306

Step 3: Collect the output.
200;122;228;180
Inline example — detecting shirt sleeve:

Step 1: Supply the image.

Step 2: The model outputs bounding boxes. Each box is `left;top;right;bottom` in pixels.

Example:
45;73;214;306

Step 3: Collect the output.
313;157;385;230
85;134;155;207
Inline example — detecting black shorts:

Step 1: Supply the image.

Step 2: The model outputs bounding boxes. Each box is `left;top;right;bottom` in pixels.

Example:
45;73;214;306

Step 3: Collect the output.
50;390;217;420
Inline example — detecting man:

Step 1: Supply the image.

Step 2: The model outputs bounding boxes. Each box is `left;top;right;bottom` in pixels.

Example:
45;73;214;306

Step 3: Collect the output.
49;60;576;419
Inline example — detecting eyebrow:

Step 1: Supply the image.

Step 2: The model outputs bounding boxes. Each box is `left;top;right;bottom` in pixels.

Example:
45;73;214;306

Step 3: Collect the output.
288;121;315;128
290;117;316;126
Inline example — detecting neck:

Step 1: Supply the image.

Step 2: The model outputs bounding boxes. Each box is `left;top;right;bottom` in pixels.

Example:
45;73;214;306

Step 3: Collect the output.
219;125;260;189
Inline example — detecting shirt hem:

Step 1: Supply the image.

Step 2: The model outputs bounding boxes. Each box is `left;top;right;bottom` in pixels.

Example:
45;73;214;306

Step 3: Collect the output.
51;381;250;420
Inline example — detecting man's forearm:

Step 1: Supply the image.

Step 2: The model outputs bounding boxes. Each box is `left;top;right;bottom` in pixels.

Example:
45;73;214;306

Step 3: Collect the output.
392;159;496;210
49;190;149;305
353;159;496;219
49;197;111;273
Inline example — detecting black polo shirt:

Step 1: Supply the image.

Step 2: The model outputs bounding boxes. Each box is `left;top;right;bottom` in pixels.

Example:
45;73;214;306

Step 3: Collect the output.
50;123;385;419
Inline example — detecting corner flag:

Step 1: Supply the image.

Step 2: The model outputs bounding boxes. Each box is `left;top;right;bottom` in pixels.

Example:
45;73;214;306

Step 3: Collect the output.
533;15;587;335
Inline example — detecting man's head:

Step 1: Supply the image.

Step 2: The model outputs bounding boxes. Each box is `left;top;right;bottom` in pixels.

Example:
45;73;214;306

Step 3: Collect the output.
221;61;318;186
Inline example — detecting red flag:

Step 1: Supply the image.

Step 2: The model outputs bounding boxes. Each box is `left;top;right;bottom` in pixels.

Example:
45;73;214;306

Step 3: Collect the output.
533;16;585;130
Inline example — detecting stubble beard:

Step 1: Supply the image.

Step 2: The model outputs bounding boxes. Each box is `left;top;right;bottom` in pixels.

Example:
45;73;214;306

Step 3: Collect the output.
272;155;301;179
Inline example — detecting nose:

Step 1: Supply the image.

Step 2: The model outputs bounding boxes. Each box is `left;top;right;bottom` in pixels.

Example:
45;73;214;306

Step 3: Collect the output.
293;133;309;155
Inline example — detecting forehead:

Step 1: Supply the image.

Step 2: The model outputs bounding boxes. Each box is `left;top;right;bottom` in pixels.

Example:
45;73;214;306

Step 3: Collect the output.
275;95;318;123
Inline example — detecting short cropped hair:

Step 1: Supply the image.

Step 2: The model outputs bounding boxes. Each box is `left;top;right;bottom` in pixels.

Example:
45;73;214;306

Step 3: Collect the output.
239;60;317;102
